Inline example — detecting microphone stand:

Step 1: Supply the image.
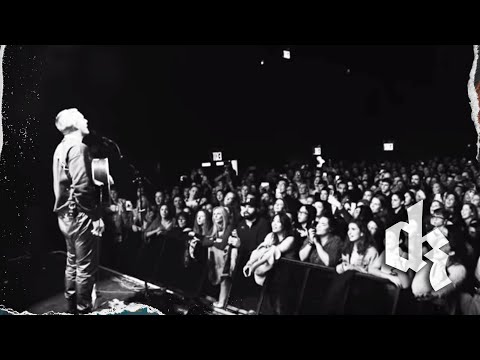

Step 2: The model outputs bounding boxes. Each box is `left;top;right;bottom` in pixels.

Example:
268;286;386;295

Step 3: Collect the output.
97;132;165;308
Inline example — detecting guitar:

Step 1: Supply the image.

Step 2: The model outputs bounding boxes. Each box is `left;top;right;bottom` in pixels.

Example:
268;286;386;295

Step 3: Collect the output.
92;158;112;207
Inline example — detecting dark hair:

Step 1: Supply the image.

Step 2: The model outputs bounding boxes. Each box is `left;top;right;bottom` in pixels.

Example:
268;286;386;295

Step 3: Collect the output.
432;208;449;220
444;191;461;216
176;212;192;229
159;203;174;222
272;213;293;238
318;214;338;236
355;205;373;223
372;195;387;209
381;178;392;186
298;205;317;228
404;190;416;203
368;218;386;252
342;220;375;256
391;192;405;203
462;203;479;220
193;209;213;236
318;200;332;217
274;197;290;214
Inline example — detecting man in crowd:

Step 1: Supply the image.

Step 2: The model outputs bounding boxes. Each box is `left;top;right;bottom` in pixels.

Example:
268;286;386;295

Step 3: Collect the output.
232;195;271;312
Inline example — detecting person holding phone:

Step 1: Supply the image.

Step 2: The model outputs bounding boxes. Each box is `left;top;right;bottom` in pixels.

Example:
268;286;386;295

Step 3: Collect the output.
299;215;342;267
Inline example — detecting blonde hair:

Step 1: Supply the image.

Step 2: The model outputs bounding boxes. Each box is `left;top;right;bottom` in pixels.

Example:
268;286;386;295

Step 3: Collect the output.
210;206;229;237
55;108;82;135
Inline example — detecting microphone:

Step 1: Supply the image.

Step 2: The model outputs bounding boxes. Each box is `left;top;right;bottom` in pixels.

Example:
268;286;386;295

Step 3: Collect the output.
91;130;123;160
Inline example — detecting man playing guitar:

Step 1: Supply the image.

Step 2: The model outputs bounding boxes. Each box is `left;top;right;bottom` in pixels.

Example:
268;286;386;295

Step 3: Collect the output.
53;108;105;314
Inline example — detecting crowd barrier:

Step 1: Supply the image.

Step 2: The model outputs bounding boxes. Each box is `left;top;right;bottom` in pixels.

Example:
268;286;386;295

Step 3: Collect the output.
142;236;402;315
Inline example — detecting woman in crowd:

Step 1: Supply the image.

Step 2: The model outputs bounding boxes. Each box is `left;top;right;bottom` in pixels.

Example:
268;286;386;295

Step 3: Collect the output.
311;176;323;196
173;196;186;216
404;190;416;209
286;184;298;199
294;205;317;258
214;189;225;208
131;194;155;239
443;191;462;224
386;192;408;228
161;212;194;285
299;215;343;267
244;213;296;315
336;220;379;274
224;191;241;227
352;201;373;224
368;224;413;289
273;198;291;220
145;204;175;241
319;189;329;202
189;209;213;261
186;185;201;211
370;195;387;227
367;218;385;253
460;203;479;259
202;206;237;308
136;203;175;282
463;189;476;205
239;185;250;205
461;203;479;229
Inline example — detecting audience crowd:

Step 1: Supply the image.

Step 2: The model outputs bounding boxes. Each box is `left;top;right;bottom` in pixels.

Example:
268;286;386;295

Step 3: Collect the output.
101;157;480;315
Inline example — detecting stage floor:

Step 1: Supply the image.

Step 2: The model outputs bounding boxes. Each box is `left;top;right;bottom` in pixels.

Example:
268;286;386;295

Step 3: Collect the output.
1;252;221;315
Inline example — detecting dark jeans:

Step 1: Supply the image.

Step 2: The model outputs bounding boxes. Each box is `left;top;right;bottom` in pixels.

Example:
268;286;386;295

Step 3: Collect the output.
58;212;99;312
